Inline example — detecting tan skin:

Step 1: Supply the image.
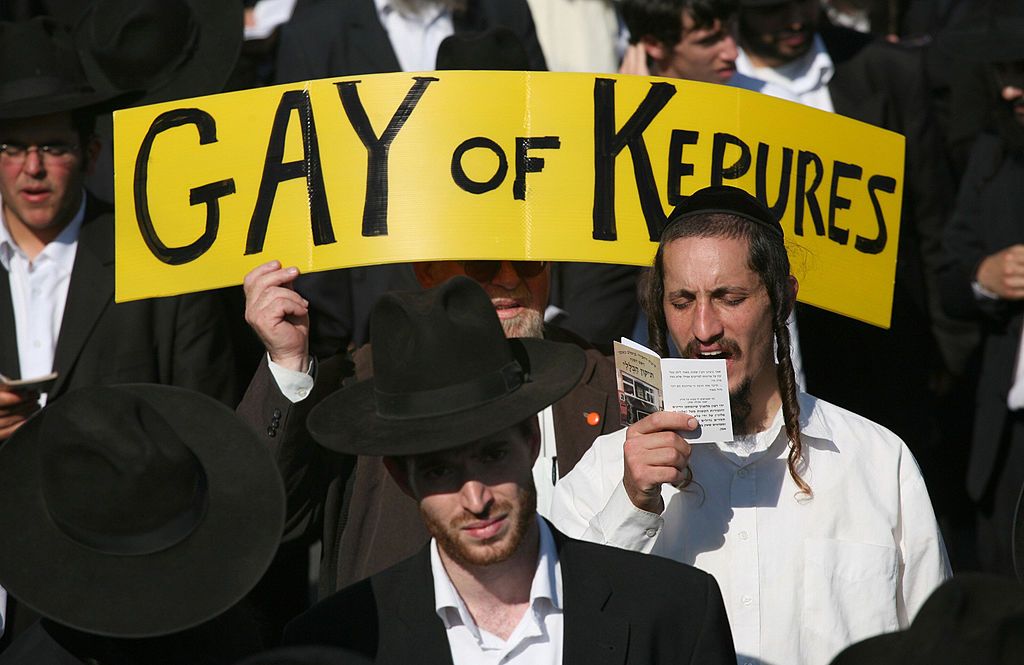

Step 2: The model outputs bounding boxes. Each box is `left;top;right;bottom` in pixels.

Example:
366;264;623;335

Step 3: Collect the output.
384;423;542;640
621;12;739;85
0;111;99;439
622;236;797;514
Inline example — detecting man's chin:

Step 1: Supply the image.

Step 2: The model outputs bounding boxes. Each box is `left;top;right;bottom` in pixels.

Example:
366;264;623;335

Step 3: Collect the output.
499;311;544;339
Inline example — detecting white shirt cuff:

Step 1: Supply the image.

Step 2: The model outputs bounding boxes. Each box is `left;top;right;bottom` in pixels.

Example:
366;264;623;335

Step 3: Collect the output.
267;354;315;403
589;481;665;553
972;280;999;300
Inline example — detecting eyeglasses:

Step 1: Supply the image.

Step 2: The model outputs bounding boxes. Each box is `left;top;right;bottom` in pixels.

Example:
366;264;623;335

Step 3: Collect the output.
0;142;79;164
457;261;547;282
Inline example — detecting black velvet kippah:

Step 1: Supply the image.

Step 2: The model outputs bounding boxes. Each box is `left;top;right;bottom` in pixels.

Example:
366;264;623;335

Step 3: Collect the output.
666;185;784;238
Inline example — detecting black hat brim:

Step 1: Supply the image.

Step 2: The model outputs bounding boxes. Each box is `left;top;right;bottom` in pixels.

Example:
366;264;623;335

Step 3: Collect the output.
308;338;586;456
0;384;285;638
0;87;121;120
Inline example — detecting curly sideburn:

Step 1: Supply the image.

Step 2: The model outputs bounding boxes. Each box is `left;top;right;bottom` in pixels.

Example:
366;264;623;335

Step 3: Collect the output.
641;214;810;496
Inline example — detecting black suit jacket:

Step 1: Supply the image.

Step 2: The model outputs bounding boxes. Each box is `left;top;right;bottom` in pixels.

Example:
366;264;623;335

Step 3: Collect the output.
283;524;736;665
0;196;239;406
235;325;620;594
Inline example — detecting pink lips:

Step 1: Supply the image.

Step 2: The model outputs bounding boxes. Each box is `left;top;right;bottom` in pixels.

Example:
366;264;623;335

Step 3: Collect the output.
491;298;525;320
463;516;506;540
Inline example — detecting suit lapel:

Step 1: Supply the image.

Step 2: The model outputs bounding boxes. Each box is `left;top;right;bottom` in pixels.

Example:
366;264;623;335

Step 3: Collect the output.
552;353;612;476
342;0;402;74
377;548;453;665
558;531;629;665
0;268;19;379
50;200;114;398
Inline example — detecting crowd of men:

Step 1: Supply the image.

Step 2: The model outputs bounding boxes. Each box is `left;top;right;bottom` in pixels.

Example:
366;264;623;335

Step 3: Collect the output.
0;0;1022;663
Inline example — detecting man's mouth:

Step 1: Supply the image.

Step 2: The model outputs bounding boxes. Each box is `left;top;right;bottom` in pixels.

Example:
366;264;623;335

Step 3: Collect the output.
683;339;740;362
462;516;507;540
492;298;526;320
20;187;50;203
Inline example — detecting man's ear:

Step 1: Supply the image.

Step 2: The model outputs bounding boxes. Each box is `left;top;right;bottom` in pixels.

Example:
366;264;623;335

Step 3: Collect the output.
784;275;799;318
639;35;667;65
83;136;101;175
413;262;442;289
383;456;416;499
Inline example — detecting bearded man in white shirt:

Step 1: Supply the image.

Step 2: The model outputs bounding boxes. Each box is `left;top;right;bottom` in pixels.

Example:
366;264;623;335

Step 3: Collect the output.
550;185;951;665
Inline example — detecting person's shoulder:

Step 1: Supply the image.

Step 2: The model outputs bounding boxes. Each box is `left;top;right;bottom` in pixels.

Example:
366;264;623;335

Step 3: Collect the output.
562;536;719;606
820;22;922;73
285;0;348;30
799;392;907;452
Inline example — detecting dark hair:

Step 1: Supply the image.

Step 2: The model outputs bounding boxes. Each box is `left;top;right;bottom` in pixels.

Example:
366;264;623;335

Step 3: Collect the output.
70;107;98;147
641;213;810;496
621;0;739;46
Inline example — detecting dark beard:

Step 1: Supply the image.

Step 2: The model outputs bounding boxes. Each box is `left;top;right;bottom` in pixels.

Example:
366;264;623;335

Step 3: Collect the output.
730;377;754;435
423;484;536;568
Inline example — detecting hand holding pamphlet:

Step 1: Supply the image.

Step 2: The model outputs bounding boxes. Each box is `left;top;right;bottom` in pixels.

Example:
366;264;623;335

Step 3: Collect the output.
613;338;733;443
0;371;58;394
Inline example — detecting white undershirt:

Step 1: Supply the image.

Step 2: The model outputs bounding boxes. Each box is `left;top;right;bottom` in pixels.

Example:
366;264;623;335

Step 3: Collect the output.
374;0;455;72
431;516;563;664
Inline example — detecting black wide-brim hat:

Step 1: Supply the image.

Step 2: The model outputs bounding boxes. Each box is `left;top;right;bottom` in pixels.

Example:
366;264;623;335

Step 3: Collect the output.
0;17;120;120
308;276;585;457
73;0;243;107
0;384;285;638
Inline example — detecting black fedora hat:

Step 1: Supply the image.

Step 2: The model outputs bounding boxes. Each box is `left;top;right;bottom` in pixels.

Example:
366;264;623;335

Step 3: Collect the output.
308;277;585;456
0;17;119;120
73;0;243;107
0;384;285;638
828;574;1024;665
436;27;532;71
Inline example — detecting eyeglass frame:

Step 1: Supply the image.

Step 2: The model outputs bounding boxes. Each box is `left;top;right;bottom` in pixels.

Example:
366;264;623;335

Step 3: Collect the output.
456;260;548;283
0;142;81;164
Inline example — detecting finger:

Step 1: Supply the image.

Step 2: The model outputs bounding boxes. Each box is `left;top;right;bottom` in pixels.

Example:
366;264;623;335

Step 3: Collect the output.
0;390;38;407
243;260;282;291
244;264;300;300
251;289;309;322
266;295;310;321
632;443;690;470
628;410;699;437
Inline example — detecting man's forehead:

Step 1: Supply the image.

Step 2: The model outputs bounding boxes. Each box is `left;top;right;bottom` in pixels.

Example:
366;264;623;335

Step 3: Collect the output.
406;427;527;466
663;235;760;286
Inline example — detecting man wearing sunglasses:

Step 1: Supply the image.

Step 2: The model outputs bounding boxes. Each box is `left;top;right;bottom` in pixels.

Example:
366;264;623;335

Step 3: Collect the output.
238;257;620;596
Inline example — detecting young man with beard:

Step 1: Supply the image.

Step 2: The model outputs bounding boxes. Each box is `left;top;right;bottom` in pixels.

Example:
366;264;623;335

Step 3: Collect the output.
238;257;619;595
278;276;736;664
550;186;950;665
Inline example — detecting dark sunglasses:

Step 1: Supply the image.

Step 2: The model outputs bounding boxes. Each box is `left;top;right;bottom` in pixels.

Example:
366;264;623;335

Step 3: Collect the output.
457;260;547;282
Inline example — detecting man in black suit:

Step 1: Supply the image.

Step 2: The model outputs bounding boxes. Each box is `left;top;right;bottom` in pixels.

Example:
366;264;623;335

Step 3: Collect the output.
0;16;240;649
278;276;736;664
733;0;971;504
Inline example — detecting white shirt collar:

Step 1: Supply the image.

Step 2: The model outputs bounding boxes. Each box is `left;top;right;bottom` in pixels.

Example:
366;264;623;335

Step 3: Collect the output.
714;391;836;463
0;191;86;272
431;516;563;637
375;0;446;21
737;33;834;96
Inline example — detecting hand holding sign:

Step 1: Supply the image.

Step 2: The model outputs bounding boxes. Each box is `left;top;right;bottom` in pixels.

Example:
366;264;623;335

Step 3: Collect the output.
976;244;1024;300
243;261;310;372
622;410;698;514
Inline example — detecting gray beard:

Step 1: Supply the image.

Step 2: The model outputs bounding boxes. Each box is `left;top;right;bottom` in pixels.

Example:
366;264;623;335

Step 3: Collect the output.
500;308;544;340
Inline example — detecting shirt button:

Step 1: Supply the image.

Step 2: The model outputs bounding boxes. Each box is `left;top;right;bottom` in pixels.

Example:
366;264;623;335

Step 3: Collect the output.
737;468;748;478
741;595;753;606
644;527;658;538
296;388;308;398
738;531;749;540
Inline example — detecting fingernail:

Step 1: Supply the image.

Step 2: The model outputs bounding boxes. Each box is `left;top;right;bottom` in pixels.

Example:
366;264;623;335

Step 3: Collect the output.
687;417;698;429
286;267;298;275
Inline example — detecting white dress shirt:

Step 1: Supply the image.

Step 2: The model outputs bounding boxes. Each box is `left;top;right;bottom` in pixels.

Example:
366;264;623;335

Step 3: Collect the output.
0;195;85;395
736;34;836;113
431;516;563;665
374;0;455;72
550;392;950;665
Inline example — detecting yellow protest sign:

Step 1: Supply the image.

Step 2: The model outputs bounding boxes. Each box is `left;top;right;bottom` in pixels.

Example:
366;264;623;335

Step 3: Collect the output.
114;71;904;328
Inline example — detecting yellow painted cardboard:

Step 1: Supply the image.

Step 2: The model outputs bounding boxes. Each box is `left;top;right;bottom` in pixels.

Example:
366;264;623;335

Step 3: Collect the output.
114;71;904;328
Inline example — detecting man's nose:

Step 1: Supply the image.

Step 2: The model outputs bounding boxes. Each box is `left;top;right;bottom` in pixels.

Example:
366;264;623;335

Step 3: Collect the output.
1002;85;1023;102
459;480;494;515
489;261;522;290
720;34;739;63
22;148;45;176
692;300;724;344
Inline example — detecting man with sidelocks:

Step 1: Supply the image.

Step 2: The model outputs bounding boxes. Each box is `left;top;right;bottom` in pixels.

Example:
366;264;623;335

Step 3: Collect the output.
550;185;950;665
276;276;736;664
